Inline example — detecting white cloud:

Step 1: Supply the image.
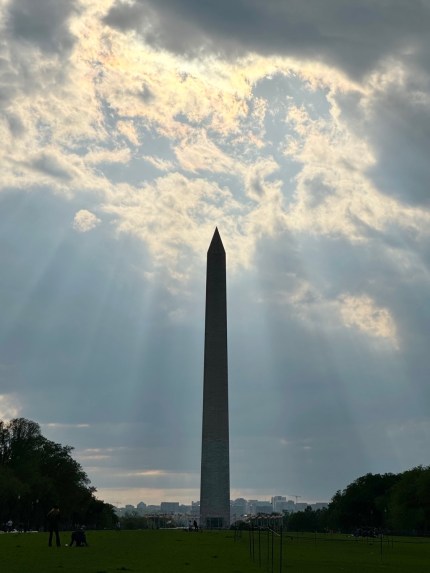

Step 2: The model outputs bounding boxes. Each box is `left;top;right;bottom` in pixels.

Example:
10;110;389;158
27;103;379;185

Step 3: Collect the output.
284;99;430;243
43;423;91;429
0;394;21;419
73;209;101;232
85;148;132;165
174;130;238;174
338;294;398;345
142;155;175;171
101;173;255;272
117;120;140;146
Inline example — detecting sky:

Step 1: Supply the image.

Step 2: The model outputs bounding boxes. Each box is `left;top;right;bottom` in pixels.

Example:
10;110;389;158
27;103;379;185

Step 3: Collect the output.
1;0;430;507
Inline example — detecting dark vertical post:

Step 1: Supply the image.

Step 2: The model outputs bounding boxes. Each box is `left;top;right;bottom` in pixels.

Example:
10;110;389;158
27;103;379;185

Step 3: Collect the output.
259;525;261;568
200;228;230;529
271;527;274;573
279;526;283;573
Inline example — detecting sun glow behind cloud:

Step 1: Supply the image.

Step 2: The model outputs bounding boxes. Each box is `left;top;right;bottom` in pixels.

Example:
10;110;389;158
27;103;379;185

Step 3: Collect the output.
3;0;402;276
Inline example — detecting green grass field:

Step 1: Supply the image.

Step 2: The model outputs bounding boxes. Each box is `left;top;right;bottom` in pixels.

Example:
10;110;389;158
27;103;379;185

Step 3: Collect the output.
245;531;430;573
1;530;430;573
0;529;259;573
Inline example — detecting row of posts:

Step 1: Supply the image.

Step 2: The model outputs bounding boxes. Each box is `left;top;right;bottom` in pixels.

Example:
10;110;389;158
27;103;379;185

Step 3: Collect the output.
233;520;394;570
234;518;284;573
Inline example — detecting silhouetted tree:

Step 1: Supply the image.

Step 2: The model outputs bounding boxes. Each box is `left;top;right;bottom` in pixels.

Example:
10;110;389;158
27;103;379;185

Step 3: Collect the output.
287;507;328;532
387;466;430;533
325;469;430;534
0;418;116;530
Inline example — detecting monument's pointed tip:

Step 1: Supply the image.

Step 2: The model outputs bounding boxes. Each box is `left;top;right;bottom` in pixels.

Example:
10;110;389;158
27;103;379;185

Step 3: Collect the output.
208;227;225;254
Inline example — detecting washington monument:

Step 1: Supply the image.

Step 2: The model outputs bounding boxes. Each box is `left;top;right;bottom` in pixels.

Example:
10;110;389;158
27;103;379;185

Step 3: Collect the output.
200;228;230;529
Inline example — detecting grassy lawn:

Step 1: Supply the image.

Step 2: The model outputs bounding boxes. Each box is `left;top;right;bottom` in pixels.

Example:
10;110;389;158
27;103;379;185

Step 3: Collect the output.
1;529;430;573
245;530;430;573
0;529;260;573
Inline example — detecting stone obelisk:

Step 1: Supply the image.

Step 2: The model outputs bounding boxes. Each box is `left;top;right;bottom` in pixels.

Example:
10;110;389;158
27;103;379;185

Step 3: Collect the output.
200;228;230;529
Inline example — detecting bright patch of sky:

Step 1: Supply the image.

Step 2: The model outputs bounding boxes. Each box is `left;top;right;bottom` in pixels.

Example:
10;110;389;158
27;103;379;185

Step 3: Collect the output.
1;0;430;506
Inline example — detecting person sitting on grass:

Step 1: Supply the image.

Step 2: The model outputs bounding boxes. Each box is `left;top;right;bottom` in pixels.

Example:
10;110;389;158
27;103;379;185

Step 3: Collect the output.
69;528;88;547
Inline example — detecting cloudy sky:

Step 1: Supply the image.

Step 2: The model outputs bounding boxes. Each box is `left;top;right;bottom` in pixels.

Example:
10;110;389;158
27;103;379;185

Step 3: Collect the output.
1;0;430;507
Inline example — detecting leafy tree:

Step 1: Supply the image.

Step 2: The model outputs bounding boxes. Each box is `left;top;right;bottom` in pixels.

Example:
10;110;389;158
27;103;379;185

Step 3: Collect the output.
287;507;328;532
326;472;400;532
120;514;150;530
387;466;430;533
0;418;117;530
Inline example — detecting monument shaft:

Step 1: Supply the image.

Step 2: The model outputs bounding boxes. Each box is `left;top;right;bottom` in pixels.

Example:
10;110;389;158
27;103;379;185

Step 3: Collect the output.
200;228;230;529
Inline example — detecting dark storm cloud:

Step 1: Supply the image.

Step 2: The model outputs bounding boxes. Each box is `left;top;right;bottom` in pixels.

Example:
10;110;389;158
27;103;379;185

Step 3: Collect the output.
6;0;80;54
104;0;430;79
330;68;430;207
365;87;430;207
0;0;80;116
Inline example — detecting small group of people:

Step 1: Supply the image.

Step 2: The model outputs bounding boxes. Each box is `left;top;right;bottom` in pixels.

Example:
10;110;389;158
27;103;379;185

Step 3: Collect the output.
3;519;14;532
47;505;88;548
69;528;88;547
188;520;199;532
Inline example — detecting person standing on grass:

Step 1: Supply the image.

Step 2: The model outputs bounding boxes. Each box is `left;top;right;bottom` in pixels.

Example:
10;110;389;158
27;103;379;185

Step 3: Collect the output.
47;505;61;547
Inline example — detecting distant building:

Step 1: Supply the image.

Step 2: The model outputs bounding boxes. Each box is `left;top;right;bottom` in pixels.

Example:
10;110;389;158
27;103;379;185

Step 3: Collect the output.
247;500;274;515
271;496;286;512
275;500;295;513
112;496;328;519
311;502;328;511
255;502;273;515
160;502;180;514
191;501;200;518
231;498;247;521
295;503;309;512
247;500;258;515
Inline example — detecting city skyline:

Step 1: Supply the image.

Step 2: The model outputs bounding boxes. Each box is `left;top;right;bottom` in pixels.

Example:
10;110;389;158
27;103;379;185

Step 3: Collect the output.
114;495;329;512
96;491;329;508
1;1;430;509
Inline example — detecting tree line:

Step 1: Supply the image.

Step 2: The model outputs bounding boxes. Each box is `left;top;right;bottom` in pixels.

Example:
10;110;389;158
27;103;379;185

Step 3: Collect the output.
281;468;430;535
0;418;117;531
2;417;429;535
